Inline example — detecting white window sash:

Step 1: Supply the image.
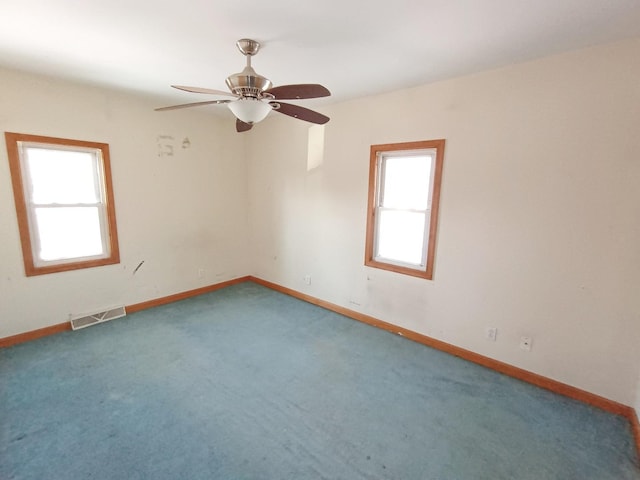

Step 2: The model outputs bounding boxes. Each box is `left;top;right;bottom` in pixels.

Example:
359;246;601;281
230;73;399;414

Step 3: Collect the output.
373;206;431;268
18;142;111;267
373;151;434;270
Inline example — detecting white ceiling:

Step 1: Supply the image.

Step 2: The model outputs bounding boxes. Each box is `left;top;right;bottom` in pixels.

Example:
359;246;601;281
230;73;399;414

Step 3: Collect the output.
1;0;640;113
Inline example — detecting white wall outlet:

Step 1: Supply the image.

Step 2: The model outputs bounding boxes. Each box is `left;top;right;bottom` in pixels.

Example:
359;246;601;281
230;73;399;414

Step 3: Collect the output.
519;336;532;351
198;268;205;278
303;274;312;285
485;327;498;341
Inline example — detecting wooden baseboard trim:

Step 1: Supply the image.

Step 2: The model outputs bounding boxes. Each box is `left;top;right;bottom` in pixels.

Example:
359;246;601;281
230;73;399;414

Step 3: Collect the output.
249;276;634;421
0;322;71;348
0;276;252;348
126;276;252;313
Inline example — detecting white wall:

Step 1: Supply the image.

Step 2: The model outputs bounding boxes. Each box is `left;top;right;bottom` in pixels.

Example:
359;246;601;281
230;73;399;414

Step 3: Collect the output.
247;39;640;405
0;68;250;337
635;374;640;416
2;39;639;407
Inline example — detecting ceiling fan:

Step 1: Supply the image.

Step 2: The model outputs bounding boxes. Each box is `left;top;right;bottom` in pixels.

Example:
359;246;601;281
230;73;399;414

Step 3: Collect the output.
155;39;331;133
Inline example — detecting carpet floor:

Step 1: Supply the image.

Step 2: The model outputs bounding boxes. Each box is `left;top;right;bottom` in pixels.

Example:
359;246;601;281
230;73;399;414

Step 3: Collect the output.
1;281;639;479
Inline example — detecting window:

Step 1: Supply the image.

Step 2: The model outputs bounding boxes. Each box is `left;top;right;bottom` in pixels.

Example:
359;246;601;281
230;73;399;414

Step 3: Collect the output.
5;132;120;276
365;139;445;279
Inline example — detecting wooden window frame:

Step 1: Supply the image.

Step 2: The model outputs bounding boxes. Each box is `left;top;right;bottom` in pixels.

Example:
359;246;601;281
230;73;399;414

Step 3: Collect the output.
5;132;120;276
365;139;445;280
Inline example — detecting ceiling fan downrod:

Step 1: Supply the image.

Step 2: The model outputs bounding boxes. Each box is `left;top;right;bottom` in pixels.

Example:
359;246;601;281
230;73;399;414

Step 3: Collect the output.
225;39;272;98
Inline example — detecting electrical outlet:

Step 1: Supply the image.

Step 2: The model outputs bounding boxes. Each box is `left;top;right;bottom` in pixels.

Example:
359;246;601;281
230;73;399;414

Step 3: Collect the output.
198;268;205;278
485;327;498;341
303;274;311;285
519;336;532;351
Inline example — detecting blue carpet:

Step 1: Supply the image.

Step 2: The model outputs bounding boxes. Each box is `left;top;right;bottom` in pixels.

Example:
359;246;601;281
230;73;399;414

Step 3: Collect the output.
1;282;638;479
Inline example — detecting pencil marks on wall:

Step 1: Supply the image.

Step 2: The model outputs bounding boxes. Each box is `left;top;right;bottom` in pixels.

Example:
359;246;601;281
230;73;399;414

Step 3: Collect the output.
157;135;174;158
156;135;192;158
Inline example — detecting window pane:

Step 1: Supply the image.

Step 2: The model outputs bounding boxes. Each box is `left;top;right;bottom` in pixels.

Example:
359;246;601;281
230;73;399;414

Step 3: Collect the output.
35;207;105;261
376;210;426;265
381;154;432;210
26;147;100;204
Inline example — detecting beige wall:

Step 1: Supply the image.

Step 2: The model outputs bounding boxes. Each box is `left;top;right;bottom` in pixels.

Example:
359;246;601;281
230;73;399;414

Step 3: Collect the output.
2;39;639;407
246;39;640;405
635;375;640;416
0;68;250;337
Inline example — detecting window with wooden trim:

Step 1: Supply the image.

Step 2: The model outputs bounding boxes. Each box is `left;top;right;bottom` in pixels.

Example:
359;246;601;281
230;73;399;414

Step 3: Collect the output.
365;139;445;279
5;132;120;276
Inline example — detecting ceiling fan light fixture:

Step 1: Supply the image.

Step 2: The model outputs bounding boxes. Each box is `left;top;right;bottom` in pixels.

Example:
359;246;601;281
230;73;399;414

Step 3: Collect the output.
228;98;272;124
158;39;331;131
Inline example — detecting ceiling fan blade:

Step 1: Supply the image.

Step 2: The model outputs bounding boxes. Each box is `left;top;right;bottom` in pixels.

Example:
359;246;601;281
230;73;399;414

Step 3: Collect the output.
236;119;253;133
265;84;330;100
171;85;236;97
271;102;330;124
155;100;231;111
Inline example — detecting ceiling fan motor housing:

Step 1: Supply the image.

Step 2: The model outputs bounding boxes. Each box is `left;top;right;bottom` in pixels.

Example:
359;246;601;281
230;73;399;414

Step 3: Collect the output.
225;66;273;98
